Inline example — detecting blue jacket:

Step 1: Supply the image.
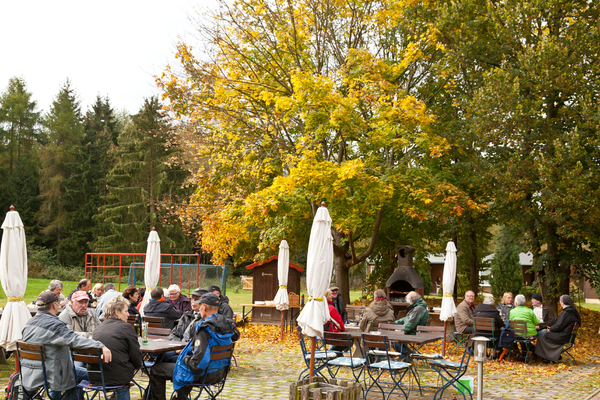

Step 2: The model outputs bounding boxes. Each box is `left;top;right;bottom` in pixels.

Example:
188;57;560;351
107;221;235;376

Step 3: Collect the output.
173;313;239;389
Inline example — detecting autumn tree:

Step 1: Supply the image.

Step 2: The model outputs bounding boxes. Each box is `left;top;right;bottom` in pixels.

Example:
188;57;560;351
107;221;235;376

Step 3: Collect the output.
158;0;483;301
490;225;523;298
92;97;192;253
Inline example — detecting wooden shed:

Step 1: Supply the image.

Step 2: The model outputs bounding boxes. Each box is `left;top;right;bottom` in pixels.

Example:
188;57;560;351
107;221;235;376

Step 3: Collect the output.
245;255;304;323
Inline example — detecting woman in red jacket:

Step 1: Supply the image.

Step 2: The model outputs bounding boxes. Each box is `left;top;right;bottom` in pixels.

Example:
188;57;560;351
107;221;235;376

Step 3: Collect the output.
325;289;345;332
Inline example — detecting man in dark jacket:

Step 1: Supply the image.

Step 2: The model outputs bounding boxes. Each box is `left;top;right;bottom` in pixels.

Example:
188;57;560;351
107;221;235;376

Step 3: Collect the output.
208;285;235;323
530;293;556;333
90;296;142;400
143;288;181;329
473;296;504;337
147;293;240;400
169;288;207;342
329;284;347;323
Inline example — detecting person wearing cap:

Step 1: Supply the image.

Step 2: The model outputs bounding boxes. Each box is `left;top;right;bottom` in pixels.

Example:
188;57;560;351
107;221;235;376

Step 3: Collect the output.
329;284;348;323
530;293;556;334
147;293;239;400
21;291;112;400
167;284;192;314
58;291;101;338
169;288;207;342
143;288;181;329
208;285;235;323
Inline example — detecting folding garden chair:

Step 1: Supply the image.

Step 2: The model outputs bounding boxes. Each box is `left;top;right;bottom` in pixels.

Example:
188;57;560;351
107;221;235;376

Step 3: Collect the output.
428;342;473;400
323;332;366;383
450;330;470;353
72;347;132;400
560;321;580;365
296;327;339;381
509;320;535;363
473;317;497;359
362;333;412;400
172;342;236;400
16;341;55;400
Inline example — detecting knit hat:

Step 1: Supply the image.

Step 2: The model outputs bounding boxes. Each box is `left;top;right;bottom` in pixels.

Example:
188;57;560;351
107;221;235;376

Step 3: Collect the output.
532;293;543;302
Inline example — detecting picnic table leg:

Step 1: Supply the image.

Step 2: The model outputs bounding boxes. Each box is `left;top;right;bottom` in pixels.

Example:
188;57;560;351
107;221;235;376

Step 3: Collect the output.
309;337;316;379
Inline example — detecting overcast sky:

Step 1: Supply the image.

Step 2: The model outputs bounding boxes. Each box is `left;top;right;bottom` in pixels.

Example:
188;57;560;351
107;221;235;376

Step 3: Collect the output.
0;1;213;116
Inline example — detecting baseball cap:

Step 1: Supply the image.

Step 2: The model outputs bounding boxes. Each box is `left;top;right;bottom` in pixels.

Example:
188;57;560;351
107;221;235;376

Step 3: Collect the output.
72;291;89;302
37;291;59;306
190;288;208;297
193;293;220;306
329;284;339;291
207;285;221;293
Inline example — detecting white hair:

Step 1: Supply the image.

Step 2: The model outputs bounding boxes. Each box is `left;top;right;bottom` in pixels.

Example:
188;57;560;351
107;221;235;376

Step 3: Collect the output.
514;294;526;306
483;297;495;305
168;284;181;293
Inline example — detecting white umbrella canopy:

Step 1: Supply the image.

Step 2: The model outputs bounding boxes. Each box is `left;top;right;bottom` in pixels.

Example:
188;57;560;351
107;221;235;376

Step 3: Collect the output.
0;207;31;351
296;205;334;338
139;228;161;317
439;241;458;321
273;240;290;311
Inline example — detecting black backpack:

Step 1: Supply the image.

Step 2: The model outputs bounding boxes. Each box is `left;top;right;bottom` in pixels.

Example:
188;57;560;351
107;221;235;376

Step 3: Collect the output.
498;320;515;349
5;371;23;400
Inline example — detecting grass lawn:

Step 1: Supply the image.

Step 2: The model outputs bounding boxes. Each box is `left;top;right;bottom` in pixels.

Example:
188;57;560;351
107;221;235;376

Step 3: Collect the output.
0;278;78;308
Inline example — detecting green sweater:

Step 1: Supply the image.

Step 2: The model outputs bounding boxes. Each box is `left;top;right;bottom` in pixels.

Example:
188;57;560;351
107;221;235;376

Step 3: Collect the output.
509;306;540;337
395;297;429;335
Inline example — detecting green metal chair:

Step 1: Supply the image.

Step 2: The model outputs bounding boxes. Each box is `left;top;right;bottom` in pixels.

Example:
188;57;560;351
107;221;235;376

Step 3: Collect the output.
560;321;580;365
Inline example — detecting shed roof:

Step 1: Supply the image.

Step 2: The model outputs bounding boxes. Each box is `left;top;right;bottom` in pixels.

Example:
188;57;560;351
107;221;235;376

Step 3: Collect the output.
245;255;304;272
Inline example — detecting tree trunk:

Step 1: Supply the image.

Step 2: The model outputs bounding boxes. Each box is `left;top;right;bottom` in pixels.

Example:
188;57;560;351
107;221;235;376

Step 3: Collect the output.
545;223;561;315
469;228;479;295
334;252;351;308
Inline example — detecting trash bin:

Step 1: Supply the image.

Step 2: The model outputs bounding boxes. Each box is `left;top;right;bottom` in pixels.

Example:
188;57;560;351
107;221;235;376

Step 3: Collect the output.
457;376;474;394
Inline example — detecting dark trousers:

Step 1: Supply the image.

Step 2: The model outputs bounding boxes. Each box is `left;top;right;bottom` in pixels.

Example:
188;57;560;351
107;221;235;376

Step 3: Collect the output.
148;363;192;400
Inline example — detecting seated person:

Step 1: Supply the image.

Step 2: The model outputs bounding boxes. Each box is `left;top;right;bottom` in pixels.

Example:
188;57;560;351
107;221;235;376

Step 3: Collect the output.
58;291;101;338
143;288;181;329
122;285;140;316
170;288;207;342
473;296;504;337
90;296;142;400
147;293;239;400
167;284;192;314
496;292;515;322
89;283;105;307
535;294;581;363
359;289;395;332
393;291;429;357
39;280;69;312
455;290;475;334
96;283;122;319
67;279;91;301
208;285;235;323
509;294;539;358
21;291;112;400
530;293;556;334
325;288;345;333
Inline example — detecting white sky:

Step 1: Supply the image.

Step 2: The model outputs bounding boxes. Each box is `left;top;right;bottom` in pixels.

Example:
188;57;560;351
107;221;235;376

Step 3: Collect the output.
0;1;213;116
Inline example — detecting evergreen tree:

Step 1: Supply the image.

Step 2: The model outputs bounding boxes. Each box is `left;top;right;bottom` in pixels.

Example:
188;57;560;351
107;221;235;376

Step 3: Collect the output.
490;225;523;298
92;97;192;253
59;96;120;267
38;80;84;264
0;77;42;233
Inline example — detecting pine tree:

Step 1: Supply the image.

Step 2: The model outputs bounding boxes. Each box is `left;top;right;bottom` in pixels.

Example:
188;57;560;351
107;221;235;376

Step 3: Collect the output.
38;80;84;263
490;225;523;298
92;97;192;253
58;96;120;267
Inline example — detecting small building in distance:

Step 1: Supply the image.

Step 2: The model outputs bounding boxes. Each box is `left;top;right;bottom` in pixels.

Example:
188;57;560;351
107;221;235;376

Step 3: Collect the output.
245;256;304;323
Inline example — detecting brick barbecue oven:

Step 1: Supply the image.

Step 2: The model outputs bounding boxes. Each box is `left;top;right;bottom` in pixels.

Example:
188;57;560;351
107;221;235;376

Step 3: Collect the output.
386;245;424;317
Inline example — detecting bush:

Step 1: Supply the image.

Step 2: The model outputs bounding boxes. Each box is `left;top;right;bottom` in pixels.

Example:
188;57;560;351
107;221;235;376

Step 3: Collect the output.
27;243;82;281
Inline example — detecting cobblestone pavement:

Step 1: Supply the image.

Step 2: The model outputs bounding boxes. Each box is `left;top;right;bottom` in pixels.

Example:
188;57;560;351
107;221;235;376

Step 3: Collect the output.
2;341;599;400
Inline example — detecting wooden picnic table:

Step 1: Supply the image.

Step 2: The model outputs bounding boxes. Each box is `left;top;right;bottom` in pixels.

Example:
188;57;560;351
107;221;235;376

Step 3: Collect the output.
139;338;187;354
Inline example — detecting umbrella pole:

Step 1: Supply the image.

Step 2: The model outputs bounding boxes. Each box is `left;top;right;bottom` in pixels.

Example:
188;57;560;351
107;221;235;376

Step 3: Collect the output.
280;310;284;341
309;337;316;379
442;321;447;357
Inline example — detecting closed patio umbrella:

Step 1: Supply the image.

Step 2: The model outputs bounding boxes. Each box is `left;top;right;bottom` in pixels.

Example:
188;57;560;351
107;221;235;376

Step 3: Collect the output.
296;203;334;377
139;228;161;317
273;239;289;340
0;206;31;351
439;241;458;356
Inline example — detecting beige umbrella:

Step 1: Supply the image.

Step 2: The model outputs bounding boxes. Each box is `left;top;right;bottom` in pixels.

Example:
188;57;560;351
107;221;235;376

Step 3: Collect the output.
273;239;289;340
296;203;334;377
0;206;31;351
439;241;458;356
139;228;161;317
